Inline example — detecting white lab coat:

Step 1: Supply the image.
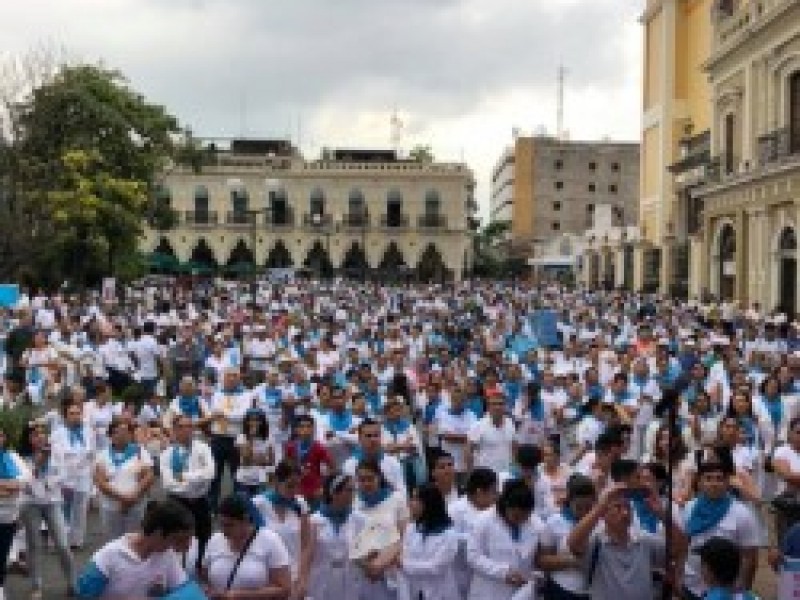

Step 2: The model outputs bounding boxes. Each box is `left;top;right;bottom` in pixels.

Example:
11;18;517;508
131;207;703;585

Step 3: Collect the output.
449;496;487;598
401;523;460;600
466;508;542;600
308;511;363;600
51;424;96;494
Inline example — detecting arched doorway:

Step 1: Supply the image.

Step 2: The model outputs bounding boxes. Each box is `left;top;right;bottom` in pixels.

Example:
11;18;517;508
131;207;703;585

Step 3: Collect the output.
266;240;293;269
188;239;218;275
589;252;600;289
417;244;449;283
341;242;369;279
778;227;797;316
716;223;736;301
303;241;332;278
225;240;255;278
603;251;615;290
378;242;407;282
154;237;176;257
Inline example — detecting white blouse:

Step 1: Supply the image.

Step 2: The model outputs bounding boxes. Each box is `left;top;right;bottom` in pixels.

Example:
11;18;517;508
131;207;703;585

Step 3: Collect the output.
203;528;290;592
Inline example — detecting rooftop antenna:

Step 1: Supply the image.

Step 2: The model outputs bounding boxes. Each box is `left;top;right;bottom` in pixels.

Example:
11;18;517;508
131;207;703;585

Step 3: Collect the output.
557;65;567;140
297;114;302;154
239;90;247;138
390;109;404;156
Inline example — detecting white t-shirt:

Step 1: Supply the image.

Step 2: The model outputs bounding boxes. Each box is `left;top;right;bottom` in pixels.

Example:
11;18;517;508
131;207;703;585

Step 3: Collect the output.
773;443;800;495
468;416;516;473
128;335;162;380
88;535;186;599
95;445;153;512
679;498;761;597
203;528;290;592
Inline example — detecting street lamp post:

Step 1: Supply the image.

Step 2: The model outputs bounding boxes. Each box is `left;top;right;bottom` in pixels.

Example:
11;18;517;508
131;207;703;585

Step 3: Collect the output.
361;206;369;283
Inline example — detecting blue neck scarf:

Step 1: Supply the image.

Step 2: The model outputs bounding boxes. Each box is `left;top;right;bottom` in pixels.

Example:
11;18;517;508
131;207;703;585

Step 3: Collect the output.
506;519;521;542
110;443;139;469
359;486;392;508
418;522;452;538
178;395;201;418
738;417;757;446
170;444;189;476
561;506;577;525
0;450;19;480
627;490;659;534
296;440;313;464
528;397;545;421
385;418;411;436
263;387;282;408
633;375;649;388
266;490;302;515
449;404;466;416
686;493;733;537
365;391;382;414
763;395;783;429
68;425;84;447
222;384;244;395
352;447;383;462
328;409;353;432
320;505;351;534
423;400;441;425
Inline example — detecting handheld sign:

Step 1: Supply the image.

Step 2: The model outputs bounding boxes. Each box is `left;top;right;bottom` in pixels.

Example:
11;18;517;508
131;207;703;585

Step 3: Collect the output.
0;284;19;309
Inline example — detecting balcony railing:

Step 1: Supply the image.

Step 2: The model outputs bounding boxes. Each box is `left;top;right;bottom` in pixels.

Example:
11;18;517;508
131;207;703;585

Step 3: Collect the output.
757;127;797;165
184;211;218;226
417;214;447;229
380;214;410;229
341;213;370;228
225;211;256;225
302;213;334;229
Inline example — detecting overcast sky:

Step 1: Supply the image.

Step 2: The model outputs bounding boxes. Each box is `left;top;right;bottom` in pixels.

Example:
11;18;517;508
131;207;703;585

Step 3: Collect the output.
4;0;645;219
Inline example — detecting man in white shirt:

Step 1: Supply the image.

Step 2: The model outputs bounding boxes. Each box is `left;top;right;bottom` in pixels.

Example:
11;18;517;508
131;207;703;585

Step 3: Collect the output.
435;386;477;481
99;327;135;396
127;322;163;396
159;414;215;565
342;419;407;495
467;390;516;473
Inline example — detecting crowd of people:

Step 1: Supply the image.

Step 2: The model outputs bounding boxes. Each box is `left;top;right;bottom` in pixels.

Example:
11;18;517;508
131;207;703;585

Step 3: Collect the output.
0;278;796;599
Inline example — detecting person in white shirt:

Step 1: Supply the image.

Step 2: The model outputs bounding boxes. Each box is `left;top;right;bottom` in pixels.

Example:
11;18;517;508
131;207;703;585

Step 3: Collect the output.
401;483;461;600
449;468;499;598
18;421;76;599
234;409;274;496
0;426;30;600
127;322;162;396
308;473;362;600
159;414;215;568
98;327;135;396
536;474;596;599
467;391;516;473
50;400;95;549
436;386;477;481
342;419;407;496
201;494;292;598
83;382;117;452
466;480;543;600
74;499;195;599
93;420;155;539
208;368;252;510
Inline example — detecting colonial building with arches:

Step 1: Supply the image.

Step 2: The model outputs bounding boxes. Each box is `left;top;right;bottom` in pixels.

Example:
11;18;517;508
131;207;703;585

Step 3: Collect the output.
692;0;800;315
141;141;477;281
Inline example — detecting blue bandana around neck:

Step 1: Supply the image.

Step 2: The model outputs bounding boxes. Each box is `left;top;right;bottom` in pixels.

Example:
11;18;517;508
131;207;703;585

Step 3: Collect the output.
296;440;313;464
351;447;383;462
320;504;351;534
703;588;756;600
359;486;392;508
738;417;757;446
170;444;189;476
561;506;577;525
418;522;452;538
507;520;521;542
222;384;245;395
448;404;466;416
328;409;353;432
0;450;19;480
110;443;139;469
68;425;84;447
384;418;411;436
528;397;545;421
263;387;282;408
178;395;201;418
686;493;733;537
627;490;659;534
266;490;302;515
633;375;649;388
763;395;783;429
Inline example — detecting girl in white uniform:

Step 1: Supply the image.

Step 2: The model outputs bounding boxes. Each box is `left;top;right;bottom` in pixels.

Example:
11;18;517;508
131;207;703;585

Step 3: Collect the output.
352;457;409;600
201;494;292;598
84;382;117;453
93;420;155;538
467;480;543;600
308;474;362;600
74;499;195;599
251;459;312;599
401;483;460;600
0;426;30;600
50;399;95;549
235;409;273;497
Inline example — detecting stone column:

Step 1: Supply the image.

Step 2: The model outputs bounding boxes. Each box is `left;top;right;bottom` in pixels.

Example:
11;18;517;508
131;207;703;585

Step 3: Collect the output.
633;244;645;293
660;242;672;296
736;209;749;308
688;236;704;300
614;247;625;288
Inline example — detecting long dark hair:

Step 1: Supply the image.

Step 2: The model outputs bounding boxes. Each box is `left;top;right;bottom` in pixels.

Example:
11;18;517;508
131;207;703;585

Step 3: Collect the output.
497;479;535;518
414;483;452;535
356;457;391;490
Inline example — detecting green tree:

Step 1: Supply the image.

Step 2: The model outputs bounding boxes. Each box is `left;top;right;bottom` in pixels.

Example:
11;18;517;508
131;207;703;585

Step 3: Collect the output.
472;220;511;278
408;144;434;163
6;64;182;288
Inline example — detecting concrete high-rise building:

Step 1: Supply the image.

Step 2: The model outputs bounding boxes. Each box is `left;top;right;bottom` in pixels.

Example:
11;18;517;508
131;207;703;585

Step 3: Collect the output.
141;139;477;281
489;135;639;269
637;0;713;296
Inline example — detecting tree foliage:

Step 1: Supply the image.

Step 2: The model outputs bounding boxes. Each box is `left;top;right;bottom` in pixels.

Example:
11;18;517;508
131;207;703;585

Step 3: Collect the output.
0;62;183;289
408;144;434;163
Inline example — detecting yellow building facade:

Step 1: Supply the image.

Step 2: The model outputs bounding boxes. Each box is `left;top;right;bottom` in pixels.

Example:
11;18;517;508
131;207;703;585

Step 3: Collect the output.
693;0;800;314
638;0;713;296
